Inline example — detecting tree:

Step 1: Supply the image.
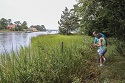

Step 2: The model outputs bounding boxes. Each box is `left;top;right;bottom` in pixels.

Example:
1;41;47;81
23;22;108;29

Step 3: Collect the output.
41;25;46;31
0;18;8;29
30;25;46;31
58;7;79;35
21;21;28;29
14;21;21;25
7;19;12;25
14;21;21;31
74;0;125;38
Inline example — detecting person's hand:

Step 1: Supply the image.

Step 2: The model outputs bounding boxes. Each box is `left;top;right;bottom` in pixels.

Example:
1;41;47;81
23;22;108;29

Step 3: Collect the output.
93;44;98;47
93;44;96;47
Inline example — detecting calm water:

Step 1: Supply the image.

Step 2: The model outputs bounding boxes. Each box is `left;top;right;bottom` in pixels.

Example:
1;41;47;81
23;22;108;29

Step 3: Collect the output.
0;31;57;54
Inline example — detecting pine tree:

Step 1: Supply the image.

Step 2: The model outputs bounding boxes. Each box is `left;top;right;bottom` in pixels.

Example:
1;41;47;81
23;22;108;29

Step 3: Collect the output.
58;7;79;35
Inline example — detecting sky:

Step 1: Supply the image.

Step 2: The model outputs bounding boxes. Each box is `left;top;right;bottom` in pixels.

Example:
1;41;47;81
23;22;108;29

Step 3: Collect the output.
0;0;77;30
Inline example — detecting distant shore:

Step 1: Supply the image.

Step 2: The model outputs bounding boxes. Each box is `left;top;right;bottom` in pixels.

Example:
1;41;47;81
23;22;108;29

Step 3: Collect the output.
0;29;23;32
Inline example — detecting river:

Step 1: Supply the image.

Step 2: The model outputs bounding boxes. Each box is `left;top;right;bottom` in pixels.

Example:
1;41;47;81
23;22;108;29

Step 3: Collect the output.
0;31;58;54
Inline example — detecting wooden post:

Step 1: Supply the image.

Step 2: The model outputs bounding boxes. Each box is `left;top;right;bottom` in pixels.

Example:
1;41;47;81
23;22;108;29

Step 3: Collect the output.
61;42;63;53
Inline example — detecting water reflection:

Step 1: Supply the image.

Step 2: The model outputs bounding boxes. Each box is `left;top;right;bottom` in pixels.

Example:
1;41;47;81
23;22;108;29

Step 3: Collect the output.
0;31;55;54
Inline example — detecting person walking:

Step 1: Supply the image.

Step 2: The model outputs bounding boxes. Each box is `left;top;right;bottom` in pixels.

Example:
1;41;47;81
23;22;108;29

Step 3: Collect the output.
93;31;107;62
93;33;107;67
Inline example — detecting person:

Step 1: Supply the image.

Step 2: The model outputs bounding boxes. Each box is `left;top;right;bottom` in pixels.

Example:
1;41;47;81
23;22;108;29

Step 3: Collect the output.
93;31;107;62
93;33;107;67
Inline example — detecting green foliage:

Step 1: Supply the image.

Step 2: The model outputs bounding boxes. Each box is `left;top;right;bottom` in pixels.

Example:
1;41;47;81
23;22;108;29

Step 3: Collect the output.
13;21;21;31
1;35;125;82
30;25;46;31
58;7;79;35
113;39;125;56
21;21;28;29
0;35;99;82
0;18;29;31
0;18;8;29
74;0;125;38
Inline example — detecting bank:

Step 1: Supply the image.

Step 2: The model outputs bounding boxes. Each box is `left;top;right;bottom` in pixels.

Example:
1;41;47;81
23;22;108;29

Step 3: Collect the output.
0;34;125;82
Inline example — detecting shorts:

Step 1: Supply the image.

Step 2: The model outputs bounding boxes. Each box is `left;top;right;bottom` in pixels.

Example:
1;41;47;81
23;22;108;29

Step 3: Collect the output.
97;48;107;56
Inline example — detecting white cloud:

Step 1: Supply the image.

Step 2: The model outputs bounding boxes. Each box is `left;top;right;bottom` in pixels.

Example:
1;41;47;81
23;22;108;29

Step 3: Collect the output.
0;0;76;29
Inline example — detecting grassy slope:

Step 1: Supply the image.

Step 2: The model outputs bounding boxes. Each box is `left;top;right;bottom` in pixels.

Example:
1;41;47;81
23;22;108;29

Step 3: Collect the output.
31;34;125;82
0;34;125;82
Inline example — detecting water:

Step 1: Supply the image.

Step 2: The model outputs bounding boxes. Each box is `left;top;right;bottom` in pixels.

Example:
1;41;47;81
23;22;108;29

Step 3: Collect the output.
0;31;58;54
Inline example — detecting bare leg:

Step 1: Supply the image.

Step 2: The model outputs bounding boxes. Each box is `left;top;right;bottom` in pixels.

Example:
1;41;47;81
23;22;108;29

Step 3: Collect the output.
102;55;106;63
100;56;102;63
100;56;103;66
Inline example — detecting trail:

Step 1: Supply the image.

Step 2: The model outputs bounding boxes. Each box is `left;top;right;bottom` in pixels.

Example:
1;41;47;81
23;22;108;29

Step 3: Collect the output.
95;57;125;82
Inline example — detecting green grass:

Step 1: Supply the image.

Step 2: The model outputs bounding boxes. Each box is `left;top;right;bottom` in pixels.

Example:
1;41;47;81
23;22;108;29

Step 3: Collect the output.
0;34;125;83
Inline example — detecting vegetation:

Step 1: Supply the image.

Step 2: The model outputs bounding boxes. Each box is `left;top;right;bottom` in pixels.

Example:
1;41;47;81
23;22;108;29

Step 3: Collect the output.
0;18;46;31
0;18;8;29
1;0;125;82
13;21;27;31
0;35;125;82
58;0;125;39
0;18;28;31
30;25;46;31
58;7;79;35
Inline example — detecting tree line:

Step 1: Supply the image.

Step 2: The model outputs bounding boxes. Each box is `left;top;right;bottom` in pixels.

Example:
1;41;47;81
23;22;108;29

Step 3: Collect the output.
58;0;125;39
0;18;46;31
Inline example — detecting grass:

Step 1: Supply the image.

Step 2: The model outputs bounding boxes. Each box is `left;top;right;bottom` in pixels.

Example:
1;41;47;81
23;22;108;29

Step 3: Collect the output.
0;34;125;83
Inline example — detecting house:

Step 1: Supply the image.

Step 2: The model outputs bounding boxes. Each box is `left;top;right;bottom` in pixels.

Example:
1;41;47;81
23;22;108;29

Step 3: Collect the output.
27;27;38;32
7;24;16;30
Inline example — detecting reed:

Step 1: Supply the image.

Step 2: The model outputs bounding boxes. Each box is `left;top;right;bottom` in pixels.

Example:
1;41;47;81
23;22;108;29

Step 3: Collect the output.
2;34;125;82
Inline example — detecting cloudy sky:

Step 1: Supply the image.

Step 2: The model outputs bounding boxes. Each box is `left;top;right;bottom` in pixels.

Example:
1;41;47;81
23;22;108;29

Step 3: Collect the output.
0;0;76;29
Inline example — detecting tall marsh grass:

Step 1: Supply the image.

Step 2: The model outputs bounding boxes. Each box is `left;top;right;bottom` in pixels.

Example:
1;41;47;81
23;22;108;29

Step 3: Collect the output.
0;34;100;83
